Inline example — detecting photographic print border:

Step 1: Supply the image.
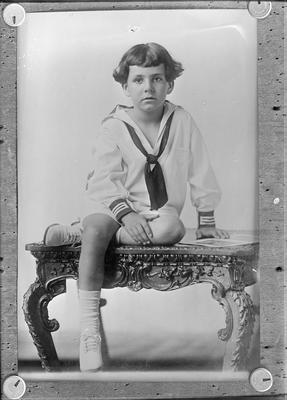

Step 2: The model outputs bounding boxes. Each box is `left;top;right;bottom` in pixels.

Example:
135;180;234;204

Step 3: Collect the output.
0;1;285;399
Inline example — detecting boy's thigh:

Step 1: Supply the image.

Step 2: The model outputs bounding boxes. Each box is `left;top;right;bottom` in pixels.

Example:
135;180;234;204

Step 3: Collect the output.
148;214;185;244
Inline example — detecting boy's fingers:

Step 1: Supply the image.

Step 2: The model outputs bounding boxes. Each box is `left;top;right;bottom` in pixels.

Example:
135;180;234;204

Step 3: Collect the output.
131;225;149;244
141;221;153;239
217;229;229;239
125;224;151;245
137;225;152;244
127;227;141;244
128;230;139;244
217;229;225;239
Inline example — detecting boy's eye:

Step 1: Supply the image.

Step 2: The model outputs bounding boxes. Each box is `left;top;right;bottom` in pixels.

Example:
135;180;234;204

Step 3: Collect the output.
134;78;143;84
154;76;163;82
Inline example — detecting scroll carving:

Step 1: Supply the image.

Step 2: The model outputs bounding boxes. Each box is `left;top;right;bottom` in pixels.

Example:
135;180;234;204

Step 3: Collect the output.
22;278;67;370
211;284;233;341
104;251;239;292
228;290;255;370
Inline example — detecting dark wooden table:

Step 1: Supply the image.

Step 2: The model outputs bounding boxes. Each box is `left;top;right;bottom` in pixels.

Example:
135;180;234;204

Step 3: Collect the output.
23;241;258;372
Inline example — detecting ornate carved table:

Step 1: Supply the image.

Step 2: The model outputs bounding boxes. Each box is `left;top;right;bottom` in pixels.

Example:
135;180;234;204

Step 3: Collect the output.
23;242;258;372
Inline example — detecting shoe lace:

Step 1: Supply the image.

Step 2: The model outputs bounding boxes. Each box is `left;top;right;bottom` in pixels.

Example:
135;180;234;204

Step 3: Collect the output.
81;332;101;353
66;229;81;245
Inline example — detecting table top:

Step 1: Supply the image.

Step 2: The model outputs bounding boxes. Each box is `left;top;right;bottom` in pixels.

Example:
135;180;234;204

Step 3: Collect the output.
26;241;259;258
26;228;259;257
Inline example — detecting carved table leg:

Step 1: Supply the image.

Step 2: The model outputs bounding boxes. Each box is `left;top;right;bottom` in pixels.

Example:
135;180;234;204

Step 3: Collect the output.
22;278;66;371
212;287;255;371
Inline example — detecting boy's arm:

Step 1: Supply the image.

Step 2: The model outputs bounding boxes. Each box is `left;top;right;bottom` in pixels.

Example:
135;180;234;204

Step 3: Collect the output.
188;119;229;239
86;129;133;215
86;128;153;244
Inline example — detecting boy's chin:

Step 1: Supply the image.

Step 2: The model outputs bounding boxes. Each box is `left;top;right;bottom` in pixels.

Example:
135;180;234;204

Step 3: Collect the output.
139;102;164;113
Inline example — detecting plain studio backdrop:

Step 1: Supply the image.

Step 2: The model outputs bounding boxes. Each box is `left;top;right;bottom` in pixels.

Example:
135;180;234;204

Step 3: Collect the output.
17;9;258;369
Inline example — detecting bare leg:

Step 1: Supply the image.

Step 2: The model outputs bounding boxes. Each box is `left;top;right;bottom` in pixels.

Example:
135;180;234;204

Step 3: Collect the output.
78;213;119;371
117;214;185;245
79;214;119;290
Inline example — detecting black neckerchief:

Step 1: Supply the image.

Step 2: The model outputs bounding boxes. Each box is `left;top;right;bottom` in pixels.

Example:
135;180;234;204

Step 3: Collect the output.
123;112;174;210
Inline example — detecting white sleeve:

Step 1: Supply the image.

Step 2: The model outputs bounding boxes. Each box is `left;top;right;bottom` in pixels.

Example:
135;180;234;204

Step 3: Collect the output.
85;128;130;207
188;119;221;213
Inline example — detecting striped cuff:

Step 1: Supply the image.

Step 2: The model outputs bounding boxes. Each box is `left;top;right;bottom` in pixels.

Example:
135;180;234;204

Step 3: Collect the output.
198;211;216;228
109;199;133;222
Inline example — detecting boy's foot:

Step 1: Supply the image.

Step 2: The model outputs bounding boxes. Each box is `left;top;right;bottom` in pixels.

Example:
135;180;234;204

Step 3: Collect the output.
43;223;82;246
80;328;103;372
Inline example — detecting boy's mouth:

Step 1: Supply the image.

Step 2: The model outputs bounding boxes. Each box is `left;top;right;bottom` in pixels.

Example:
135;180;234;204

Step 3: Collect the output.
142;97;156;101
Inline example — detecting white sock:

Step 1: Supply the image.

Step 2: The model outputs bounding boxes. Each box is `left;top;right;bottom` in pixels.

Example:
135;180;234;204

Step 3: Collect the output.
78;289;101;334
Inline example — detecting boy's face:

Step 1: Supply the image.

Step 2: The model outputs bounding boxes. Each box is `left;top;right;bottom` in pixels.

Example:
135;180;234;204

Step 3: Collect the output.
123;64;174;114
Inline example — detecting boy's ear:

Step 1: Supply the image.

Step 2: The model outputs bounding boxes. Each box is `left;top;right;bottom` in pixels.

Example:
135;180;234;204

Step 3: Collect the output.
122;83;130;97
167;81;174;94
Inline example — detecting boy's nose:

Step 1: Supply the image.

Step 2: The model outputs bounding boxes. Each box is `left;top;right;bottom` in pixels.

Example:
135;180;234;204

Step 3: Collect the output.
144;79;154;92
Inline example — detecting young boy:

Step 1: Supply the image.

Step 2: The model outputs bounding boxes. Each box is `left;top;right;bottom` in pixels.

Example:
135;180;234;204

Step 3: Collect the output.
44;42;229;372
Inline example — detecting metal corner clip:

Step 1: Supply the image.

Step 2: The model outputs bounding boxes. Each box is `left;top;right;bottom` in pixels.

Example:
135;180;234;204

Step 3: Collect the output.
3;3;26;27
247;1;272;19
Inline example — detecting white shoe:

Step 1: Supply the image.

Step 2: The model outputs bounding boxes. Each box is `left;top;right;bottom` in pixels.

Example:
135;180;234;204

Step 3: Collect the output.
80;329;102;372
43;222;82;246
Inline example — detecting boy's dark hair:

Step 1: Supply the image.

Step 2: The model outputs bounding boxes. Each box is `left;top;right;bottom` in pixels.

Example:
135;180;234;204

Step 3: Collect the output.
113;42;184;84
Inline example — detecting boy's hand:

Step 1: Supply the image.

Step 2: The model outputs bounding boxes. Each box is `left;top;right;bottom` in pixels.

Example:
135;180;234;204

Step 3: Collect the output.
121;212;156;245
196;226;229;240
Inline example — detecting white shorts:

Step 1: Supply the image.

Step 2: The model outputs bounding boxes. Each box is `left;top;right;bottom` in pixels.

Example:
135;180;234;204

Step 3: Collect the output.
83;198;180;222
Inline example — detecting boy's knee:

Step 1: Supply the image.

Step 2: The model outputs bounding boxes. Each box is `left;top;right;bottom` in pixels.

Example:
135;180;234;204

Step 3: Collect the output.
151;216;185;245
174;219;186;241
168;218;185;243
83;216;100;238
82;214;118;243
